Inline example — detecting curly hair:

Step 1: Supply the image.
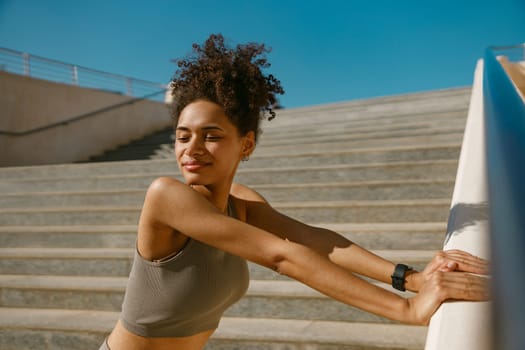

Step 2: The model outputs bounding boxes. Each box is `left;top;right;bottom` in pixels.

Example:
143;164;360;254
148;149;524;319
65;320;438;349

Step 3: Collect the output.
169;34;284;143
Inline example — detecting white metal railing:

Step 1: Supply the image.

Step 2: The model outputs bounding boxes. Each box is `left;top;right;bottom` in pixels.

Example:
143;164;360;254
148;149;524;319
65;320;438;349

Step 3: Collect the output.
424;59;492;350
483;43;525;350
425;42;525;350
0;47;167;101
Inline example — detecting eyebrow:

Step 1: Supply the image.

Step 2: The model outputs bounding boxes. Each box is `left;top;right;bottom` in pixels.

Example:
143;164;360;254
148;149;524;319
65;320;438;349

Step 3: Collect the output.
175;125;225;132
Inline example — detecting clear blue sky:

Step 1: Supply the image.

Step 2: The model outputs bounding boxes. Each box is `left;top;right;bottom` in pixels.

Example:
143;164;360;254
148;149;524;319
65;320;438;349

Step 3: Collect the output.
1;0;524;108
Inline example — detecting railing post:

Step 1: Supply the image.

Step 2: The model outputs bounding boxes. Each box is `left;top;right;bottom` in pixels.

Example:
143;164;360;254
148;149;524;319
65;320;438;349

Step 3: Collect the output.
72;66;79;85
22;52;30;76
126;78;133;96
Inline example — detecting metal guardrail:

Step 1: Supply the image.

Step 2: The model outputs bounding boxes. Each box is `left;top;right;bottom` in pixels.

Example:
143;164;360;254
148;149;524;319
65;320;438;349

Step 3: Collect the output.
0;47;167;102
425;59;492;350
483;43;525;350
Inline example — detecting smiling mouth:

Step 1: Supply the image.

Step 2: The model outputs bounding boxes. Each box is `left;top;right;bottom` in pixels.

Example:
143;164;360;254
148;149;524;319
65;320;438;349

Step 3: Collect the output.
182;161;210;171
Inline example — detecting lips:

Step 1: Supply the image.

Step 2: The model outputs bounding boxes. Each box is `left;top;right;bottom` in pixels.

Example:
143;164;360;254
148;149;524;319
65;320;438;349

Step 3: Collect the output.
181;160;210;171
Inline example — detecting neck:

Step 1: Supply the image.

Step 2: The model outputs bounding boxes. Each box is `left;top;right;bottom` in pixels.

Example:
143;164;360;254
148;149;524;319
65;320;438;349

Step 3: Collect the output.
189;183;231;213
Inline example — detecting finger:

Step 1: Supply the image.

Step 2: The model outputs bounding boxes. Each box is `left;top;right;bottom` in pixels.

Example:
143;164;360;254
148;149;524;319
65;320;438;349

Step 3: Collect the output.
440;250;490;274
438;261;458;272
429;272;491;301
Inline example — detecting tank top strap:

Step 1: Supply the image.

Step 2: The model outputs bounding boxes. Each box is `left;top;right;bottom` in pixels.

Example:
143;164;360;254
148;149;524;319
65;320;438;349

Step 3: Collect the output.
227;197;237;219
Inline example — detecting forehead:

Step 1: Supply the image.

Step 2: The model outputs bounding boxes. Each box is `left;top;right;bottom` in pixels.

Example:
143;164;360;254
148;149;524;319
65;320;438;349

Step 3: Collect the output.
177;100;235;130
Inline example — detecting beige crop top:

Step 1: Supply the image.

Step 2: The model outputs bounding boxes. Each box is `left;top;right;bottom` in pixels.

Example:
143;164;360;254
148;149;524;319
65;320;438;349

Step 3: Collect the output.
119;200;249;337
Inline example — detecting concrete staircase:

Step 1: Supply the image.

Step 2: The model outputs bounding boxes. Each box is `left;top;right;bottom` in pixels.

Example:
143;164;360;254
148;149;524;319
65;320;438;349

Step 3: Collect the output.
0;87;471;350
83;127;173;163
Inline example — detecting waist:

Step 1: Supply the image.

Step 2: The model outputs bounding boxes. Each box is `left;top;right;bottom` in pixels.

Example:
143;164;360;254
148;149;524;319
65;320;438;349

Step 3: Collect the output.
109;320;214;350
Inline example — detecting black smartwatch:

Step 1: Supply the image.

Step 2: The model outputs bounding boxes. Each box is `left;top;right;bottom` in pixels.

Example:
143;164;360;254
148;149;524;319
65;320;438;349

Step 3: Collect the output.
391;264;413;291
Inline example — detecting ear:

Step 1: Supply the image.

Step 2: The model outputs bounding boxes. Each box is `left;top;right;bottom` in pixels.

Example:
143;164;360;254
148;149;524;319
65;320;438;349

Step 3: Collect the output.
241;131;256;158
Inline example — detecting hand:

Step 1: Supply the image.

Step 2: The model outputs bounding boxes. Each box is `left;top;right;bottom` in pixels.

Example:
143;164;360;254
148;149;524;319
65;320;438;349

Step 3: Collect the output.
407;249;489;292
405;270;490;325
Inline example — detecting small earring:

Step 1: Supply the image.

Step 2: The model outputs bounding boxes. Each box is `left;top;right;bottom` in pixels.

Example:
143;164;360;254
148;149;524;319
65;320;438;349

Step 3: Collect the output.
242;154;250;162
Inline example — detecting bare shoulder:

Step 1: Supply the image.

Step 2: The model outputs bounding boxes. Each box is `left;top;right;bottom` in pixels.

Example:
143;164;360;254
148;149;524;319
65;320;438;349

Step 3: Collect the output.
230;183;268;203
147;176;186;196
141;176;196;226
144;176;195;205
229;183;273;223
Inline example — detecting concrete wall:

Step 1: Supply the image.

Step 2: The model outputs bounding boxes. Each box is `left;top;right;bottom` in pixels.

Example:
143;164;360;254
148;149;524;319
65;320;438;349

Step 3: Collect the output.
0;71;171;167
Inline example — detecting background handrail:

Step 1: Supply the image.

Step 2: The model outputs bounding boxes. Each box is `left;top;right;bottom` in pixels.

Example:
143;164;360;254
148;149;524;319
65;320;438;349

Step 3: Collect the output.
0;47;167;102
483;44;525;350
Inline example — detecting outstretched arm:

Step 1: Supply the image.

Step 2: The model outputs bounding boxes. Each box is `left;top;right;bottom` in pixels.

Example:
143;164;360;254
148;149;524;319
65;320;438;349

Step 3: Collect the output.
142;178;488;325
231;183;489;292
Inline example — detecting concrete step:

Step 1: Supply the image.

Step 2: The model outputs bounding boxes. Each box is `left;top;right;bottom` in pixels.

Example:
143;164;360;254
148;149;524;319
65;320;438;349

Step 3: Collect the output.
208;317;427;350
260;109;466;140
256;122;466;147
86;149;161;162
0;307;116;350
0;144;461;180
252;180;453;202
226;280;414;323
152;127;465;159
0;160;458;193
153;132;464;160
265;89;470;127
0;199;450;226
0;222;446;250
0;307;428;350
274;199;450;223
0;159;180;180
0;206;141;226
0;225;138;248
0;179;454;208
0;190;147;208
0;248;434;278
241;145;460;169
91;114;465;156
155;133;463;159
0;275;419;323
251;133;464;157
85;128;174;163
278;199;450;223
0;174;174;193
237;161;457;186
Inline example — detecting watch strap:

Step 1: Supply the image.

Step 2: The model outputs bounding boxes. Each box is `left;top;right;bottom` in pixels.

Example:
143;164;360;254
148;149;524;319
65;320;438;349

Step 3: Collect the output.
391;263;412;291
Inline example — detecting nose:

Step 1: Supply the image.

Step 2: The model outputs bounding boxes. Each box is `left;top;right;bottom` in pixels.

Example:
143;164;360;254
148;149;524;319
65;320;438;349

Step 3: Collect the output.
184;136;205;157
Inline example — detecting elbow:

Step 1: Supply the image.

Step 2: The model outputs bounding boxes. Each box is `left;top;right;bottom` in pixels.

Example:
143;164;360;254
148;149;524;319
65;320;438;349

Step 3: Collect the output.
266;242;301;278
271;252;288;275
261;241;289;275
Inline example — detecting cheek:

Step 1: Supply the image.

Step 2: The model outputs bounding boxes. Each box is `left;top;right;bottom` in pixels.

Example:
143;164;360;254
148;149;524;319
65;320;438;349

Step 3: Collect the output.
174;142;184;159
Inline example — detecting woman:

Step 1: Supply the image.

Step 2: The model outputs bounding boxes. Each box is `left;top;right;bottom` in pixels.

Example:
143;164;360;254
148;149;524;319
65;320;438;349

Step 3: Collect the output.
101;34;488;350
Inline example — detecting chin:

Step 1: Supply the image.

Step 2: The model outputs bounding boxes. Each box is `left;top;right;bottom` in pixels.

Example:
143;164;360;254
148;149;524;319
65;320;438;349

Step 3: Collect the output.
183;175;208;187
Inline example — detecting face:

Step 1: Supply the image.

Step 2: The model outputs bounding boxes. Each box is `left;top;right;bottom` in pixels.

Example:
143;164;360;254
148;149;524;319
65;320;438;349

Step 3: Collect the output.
175;100;255;188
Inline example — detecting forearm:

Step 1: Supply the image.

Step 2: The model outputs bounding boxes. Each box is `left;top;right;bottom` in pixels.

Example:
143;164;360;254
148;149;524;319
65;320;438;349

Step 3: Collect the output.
315;228;420;291
329;240;395;283
277;240;411;323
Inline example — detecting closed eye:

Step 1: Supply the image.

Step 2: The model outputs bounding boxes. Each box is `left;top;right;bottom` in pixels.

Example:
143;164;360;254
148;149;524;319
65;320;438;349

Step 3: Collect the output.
175;134;190;142
205;135;222;141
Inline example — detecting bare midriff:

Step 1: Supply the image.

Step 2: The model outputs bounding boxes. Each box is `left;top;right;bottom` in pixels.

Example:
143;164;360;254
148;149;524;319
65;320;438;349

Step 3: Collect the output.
107;320;215;350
